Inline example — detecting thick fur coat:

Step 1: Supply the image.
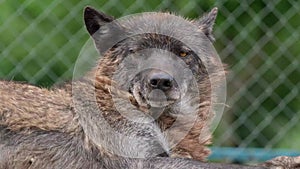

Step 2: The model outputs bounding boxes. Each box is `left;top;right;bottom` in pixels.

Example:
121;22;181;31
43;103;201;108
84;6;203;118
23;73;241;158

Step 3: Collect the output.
0;6;228;169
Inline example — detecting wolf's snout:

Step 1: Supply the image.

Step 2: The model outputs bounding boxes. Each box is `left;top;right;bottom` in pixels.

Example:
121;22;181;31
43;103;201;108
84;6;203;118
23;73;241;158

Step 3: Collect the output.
148;72;174;92
130;70;180;109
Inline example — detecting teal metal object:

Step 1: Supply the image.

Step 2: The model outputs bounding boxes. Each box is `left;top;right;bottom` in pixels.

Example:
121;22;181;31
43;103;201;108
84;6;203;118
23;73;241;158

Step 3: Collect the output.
209;147;300;162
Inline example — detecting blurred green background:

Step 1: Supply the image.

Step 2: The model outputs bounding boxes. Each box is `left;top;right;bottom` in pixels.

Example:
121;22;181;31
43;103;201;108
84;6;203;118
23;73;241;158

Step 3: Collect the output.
0;0;299;162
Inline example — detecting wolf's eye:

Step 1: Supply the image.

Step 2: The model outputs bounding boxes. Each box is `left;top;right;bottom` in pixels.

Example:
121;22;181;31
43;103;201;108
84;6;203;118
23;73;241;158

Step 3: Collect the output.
179;51;188;57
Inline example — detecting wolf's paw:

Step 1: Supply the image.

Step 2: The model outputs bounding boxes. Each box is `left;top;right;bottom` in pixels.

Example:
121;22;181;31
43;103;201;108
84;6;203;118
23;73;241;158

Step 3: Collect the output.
261;156;300;169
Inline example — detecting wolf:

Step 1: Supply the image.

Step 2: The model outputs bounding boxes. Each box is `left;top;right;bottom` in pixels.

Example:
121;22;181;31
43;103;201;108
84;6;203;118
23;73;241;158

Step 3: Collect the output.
83;5;227;159
0;6;231;169
79;6;226;160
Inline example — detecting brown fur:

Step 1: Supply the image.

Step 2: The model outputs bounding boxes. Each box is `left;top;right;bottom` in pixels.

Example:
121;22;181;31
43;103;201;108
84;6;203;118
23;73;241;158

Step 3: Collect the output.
0;81;79;133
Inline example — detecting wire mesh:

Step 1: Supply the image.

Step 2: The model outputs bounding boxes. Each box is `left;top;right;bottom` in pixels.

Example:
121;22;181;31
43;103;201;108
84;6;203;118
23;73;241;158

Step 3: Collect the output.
0;0;299;162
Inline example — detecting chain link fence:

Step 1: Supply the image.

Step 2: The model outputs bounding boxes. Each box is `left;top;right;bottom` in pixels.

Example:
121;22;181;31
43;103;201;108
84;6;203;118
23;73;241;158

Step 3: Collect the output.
0;0;299;162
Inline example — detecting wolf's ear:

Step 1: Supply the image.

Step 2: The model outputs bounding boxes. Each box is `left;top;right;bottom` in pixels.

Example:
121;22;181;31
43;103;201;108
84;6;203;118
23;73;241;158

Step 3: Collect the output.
84;6;114;35
197;7;218;42
84;7;125;54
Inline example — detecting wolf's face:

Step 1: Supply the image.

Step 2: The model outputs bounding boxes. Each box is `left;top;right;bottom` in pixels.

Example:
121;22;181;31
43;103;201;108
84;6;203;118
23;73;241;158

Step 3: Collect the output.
116;34;206;118
84;7;218;118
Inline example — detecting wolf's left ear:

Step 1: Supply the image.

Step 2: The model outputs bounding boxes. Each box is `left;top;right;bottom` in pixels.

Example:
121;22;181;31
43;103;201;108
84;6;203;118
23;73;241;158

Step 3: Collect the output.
84;6;114;35
197;7;218;42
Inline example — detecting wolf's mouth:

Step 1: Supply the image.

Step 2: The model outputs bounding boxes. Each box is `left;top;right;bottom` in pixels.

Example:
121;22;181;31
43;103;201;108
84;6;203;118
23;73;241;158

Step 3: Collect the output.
146;89;178;108
131;83;179;109
146;100;176;108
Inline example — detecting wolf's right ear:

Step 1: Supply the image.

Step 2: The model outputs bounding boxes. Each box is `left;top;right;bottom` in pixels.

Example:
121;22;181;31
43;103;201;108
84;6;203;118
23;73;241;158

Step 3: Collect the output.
84;6;114;35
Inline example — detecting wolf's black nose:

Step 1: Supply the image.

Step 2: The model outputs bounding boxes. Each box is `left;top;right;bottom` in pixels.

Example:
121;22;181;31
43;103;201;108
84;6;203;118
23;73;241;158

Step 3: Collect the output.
148;72;174;91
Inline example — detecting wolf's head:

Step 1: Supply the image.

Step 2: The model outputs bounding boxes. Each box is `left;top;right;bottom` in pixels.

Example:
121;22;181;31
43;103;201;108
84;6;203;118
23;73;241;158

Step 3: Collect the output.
84;7;219;118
